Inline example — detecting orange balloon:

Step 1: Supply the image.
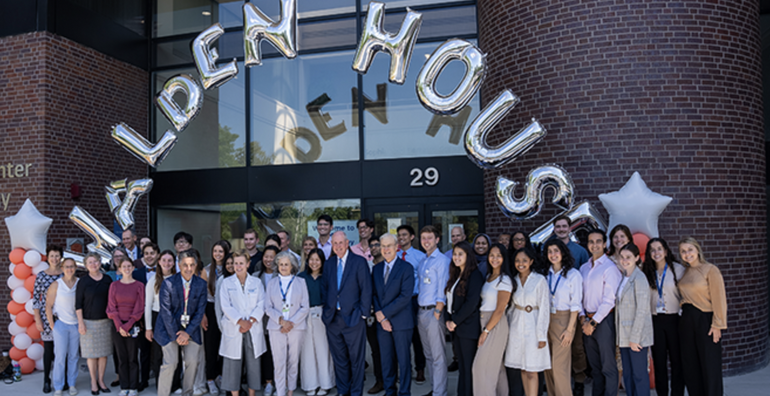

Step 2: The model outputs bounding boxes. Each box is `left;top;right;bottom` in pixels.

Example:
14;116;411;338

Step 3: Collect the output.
9;347;26;361
19;357;35;374
633;233;650;262
9;248;26;264
24;275;36;292
7;301;25;315
26;324;41;340
16;311;34;327
13;263;32;279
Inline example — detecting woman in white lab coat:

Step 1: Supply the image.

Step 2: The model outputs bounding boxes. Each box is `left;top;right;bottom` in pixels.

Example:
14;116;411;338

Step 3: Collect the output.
219;249;267;396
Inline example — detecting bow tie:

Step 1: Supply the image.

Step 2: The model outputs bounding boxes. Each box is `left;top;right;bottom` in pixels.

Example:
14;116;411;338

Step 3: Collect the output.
146;267;156;273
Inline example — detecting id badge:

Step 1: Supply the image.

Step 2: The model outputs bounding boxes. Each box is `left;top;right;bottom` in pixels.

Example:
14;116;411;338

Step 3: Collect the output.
656;305;666;314
550;296;556;314
180;314;190;327
282;302;291;314
423;277;431;284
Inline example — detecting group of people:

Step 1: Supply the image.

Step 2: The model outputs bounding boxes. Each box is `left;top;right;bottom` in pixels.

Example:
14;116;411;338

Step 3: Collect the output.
30;214;727;396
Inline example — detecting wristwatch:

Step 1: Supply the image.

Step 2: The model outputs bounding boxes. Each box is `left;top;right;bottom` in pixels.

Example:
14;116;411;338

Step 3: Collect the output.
589;319;598;328
434;308;442;315
483;327;490;334
249;318;257;324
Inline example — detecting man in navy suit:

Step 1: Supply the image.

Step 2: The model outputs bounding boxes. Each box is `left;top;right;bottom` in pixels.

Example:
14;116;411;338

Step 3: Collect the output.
373;233;415;396
155;250;207;396
131;242;159;391
322;231;372;396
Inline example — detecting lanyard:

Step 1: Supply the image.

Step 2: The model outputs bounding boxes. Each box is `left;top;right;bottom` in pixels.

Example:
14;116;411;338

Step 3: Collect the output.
280;276;296;302
656;264;668;300
548;272;562;296
182;279;191;316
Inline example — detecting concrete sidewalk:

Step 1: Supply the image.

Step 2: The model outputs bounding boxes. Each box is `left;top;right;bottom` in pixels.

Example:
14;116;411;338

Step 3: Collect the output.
2;356;767;396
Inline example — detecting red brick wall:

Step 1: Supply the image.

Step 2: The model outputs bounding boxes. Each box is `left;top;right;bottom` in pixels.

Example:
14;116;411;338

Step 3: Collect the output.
478;0;767;374
0;32;148;350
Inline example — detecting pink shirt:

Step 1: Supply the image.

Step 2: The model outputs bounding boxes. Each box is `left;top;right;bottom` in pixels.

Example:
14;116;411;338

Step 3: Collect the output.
351;242;373;262
106;281;145;332
579;254;621;324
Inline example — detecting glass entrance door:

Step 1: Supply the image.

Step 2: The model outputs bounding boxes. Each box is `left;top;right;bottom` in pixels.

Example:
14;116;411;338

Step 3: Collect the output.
366;199;483;253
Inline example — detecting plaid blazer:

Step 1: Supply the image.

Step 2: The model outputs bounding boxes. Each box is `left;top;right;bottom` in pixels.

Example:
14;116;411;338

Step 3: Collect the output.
615;268;654;348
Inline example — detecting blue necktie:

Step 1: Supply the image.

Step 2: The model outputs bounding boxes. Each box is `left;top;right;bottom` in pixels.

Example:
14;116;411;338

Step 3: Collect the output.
336;258;343;309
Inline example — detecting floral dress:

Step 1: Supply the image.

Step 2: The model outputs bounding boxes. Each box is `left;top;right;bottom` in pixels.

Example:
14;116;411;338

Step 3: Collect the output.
32;271;62;341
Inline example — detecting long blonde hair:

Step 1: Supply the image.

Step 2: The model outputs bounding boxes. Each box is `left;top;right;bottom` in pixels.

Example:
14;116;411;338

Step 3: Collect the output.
678;236;711;266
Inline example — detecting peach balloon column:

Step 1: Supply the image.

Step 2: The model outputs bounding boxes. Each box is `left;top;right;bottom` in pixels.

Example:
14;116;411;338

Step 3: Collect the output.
4;199;53;374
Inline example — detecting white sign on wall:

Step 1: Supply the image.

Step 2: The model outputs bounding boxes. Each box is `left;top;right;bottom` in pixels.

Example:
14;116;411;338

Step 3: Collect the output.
307;220;359;246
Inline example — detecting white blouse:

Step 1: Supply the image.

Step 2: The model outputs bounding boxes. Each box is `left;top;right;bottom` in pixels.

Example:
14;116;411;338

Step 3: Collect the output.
479;274;513;311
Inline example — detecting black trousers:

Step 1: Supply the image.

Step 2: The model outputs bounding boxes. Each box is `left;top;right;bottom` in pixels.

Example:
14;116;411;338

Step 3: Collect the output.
583;312;618;396
262;331;274;383
151;311;182;391
454;336;477;396
679;304;722;396
138;322;151;386
651;314;684;396
113;328;140;390
411;297;426;371
366;318;384;383
203;302;222;380
44;340;55;383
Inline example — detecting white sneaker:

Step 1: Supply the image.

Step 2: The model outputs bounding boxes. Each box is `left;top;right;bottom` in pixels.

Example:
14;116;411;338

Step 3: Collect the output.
306;389;316;396
118;391;129;396
317;389;327;396
264;383;275;396
128;390;138;396
207;380;219;395
174;389;183;394
69;387;78;396
194;387;206;396
54;391;63;396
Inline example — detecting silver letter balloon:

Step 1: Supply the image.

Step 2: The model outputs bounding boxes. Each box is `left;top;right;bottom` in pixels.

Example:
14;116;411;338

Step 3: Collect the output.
105;179;154;231
495;164;575;219
243;0;298;67
352;1;422;84
68;206;121;262
111;123;178;168
416;39;485;115
528;201;608;245
155;74;204;133
464;90;546;169
192;23;239;89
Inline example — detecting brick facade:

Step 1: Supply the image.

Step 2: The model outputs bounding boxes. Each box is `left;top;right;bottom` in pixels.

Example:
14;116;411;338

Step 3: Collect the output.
0;32;148;349
478;0;768;374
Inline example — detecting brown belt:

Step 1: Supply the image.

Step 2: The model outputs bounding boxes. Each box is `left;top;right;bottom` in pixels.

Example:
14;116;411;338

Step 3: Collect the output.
514;304;538;313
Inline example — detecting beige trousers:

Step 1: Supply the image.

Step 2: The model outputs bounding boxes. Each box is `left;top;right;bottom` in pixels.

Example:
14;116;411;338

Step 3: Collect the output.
545;311;572;396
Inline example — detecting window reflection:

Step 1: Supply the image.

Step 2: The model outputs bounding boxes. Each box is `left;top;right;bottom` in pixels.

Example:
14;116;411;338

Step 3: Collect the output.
363;42;481;159
250;199;362;250
155;0;244;38
250;51;358;165
154;63;246;171
157;203;247;258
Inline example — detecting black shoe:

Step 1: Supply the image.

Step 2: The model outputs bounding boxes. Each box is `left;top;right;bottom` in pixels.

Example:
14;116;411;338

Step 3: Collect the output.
91;390;100;396
415;370;426;385
63;384;70;391
110;380;120;387
367;382;384;394
573;382;584;396
423;392;433;396
43;382;52;393
100;387;111;393
138;382;148;392
447;360;459;372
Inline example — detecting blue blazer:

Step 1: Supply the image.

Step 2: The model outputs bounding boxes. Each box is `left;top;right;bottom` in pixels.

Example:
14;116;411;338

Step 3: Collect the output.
132;267;150;285
372;258;414;331
155;273;207;347
321;251;372;327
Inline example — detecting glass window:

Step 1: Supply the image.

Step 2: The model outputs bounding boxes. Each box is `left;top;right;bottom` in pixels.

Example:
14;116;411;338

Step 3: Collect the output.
366;5;477;41
68;0;147;36
250;199;362;253
156;203;248;261
363;41;481;159
155;30;243;68
248;0;356;20
361;0;470;10
155;0;244;38
431;209;479;253
250;50;359;165
154;63;246;171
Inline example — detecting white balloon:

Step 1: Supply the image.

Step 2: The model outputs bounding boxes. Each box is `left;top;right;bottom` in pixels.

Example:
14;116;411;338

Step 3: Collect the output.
8;321;25;336
32;262;49;275
7;275;23;290
35;358;44;371
598;172;673;238
10;314;16;321
12;287;31;304
26;343;44;361
23;250;41;267
25;299;35;315
9;263;16;274
13;333;32;350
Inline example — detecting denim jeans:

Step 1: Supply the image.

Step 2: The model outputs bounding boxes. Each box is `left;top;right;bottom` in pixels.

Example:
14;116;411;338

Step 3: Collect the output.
52;321;80;391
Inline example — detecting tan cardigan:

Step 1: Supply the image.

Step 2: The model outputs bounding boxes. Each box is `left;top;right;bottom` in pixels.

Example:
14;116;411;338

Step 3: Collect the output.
678;262;727;329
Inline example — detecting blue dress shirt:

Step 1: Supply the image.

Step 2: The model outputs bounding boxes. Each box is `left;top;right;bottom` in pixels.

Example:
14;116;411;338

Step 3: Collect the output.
417;249;450;307
399;246;426;295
